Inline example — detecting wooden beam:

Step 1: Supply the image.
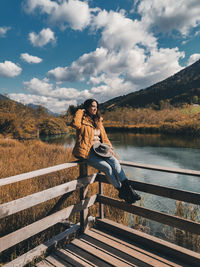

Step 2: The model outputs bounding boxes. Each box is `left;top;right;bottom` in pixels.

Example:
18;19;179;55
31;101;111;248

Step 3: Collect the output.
3;223;80;267
96;218;200;267
0;173;97;219
98;195;200;235
0;162;79;187
79;163;89;234
0;195;97;252
119;160;200;177
96;173;200;205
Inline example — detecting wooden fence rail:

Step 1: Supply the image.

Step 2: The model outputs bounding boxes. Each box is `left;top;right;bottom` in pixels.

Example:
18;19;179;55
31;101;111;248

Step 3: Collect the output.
0;160;200;266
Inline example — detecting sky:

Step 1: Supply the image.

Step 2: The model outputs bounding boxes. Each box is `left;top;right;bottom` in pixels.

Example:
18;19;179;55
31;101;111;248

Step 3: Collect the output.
1;0;200;114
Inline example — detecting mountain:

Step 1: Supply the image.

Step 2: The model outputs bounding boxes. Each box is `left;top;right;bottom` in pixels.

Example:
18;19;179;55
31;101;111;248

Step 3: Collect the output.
27;103;59;116
102;59;200;109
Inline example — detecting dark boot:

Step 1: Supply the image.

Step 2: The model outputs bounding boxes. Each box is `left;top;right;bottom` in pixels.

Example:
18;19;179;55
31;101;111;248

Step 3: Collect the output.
118;180;141;204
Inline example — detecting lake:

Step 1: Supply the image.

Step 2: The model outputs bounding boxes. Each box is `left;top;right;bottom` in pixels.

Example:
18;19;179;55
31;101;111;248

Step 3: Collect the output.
41;132;200;241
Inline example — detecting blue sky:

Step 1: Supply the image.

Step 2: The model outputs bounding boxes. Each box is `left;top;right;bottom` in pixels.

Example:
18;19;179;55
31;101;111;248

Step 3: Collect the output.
1;0;200;113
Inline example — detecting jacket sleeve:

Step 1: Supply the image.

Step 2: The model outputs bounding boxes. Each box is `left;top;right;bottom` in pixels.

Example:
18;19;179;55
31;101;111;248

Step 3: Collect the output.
70;109;84;129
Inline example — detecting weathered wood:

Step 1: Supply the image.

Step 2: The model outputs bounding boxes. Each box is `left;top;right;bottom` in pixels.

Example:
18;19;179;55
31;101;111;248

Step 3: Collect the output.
120;160;200;177
3;223;80;267
45;254;74;267
98;180;104;219
0;195;97;252
96;173;200;205
0;162;79;187
98;195;200;235
79;163;89;234
83;230;179;267
90;228;182;267
96;218;200;267
55;247;99;267
0;173;97;219
71;238;133;267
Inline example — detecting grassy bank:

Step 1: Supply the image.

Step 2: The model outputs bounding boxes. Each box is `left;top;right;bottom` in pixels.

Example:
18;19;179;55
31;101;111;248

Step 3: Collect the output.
103;105;200;136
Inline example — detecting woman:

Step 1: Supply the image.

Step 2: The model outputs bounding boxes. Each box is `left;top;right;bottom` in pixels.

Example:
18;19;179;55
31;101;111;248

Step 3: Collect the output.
71;98;141;204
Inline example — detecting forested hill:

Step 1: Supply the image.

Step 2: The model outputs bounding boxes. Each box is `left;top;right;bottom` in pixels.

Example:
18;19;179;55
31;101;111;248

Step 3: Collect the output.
0;95;68;139
102;59;200;109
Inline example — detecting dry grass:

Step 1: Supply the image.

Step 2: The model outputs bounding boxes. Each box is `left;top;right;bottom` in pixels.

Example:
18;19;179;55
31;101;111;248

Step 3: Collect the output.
103;105;200;135
0;139;124;265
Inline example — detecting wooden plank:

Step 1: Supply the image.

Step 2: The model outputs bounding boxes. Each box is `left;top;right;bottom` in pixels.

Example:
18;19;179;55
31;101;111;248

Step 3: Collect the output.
63;243;111;267
45;254;74;267
0;195;97;252
55;247;98;267
90;228;182;267
36;260;53;267
96;218;200;267
98;180;104;219
79;163;89;234
120;160;200;177
80;233;150;267
0;161;79;186
84;229;181;267
0;173;97;219
98;195;200;235
2;223;80;267
96;173;200;205
71;238;133;267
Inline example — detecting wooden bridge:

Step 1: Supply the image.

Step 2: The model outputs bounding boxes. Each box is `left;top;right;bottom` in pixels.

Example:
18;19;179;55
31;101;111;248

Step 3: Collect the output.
0;160;200;266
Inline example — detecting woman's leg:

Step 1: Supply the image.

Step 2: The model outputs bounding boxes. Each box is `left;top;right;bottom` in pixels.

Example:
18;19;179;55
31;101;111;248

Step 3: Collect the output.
87;150;121;188
104;156;127;183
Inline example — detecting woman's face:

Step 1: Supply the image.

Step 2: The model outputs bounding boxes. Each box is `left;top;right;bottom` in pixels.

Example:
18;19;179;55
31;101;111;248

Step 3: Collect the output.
88;101;97;115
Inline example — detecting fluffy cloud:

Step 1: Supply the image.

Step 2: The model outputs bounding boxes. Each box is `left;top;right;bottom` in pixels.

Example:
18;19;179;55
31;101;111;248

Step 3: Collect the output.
20;53;43;63
0;26;11;37
29;28;56;47
21;77;92;112
24;0;93;31
135;0;200;35
0;61;22;78
187;53;200;66
8;93;77;114
93;9;157;51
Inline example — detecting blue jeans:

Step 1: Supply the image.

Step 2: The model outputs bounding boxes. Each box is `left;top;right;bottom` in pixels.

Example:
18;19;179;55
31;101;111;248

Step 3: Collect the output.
87;149;127;189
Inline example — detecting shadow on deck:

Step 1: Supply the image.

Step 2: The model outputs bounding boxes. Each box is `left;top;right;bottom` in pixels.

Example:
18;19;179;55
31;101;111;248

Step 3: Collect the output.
37;218;200;267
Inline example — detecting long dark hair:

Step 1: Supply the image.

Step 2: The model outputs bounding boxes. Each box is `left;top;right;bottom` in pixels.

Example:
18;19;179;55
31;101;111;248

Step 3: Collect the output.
83;99;101;128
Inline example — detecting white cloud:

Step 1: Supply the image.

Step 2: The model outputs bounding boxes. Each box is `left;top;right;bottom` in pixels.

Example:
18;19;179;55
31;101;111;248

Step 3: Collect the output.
29;28;56;47
24;0;93;31
20;53;43;63
92;9;157;50
187;53;200;66
0;61;22;78
135;0;200;35
8;93;77;113
0;26;11;37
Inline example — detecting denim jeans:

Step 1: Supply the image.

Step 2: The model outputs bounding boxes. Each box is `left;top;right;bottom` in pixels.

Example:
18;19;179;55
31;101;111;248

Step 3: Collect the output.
87;149;127;189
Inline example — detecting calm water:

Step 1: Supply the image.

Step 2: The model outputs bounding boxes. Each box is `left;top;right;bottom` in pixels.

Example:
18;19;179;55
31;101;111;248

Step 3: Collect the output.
41;132;200;237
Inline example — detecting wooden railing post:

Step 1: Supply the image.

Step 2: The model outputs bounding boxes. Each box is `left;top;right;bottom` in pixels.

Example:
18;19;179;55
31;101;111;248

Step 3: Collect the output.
79;162;88;234
98;181;104;219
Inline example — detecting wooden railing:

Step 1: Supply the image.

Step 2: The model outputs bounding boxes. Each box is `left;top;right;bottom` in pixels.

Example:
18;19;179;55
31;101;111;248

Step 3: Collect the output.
0;160;200;266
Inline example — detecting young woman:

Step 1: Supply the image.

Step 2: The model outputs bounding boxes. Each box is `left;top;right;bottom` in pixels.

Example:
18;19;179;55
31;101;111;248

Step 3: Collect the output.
71;98;141;204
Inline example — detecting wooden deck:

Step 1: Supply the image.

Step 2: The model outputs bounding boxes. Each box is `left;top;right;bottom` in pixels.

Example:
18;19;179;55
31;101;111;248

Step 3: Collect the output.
36;219;200;267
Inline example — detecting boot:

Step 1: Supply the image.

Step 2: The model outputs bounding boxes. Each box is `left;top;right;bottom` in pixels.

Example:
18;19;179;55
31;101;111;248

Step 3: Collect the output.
118;180;141;204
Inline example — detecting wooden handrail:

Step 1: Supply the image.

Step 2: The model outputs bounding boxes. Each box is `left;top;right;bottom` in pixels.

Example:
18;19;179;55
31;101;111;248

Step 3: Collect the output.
1;160;200;265
120;160;200;177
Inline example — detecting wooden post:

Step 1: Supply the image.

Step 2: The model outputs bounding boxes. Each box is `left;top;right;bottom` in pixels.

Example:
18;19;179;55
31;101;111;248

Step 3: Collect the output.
79;162;88;234
98;181;104;219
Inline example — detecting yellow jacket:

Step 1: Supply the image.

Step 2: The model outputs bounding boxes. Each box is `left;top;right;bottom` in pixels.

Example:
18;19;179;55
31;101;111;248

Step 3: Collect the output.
71;109;112;159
